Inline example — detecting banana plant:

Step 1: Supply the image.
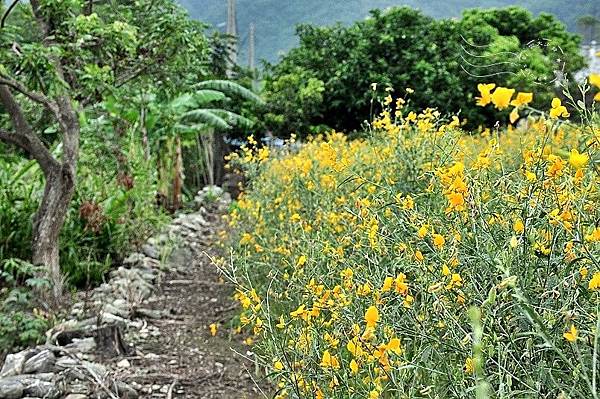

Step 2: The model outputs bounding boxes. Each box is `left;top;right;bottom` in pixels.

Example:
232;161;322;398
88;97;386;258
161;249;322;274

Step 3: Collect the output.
156;80;263;209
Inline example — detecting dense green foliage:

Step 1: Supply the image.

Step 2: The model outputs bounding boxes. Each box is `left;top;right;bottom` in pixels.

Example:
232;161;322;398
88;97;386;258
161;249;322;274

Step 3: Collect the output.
0;0;257;353
257;6;584;135
186;0;598;63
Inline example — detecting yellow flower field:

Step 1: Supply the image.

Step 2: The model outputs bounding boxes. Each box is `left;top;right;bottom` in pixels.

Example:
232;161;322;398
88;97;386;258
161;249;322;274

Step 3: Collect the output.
225;87;600;398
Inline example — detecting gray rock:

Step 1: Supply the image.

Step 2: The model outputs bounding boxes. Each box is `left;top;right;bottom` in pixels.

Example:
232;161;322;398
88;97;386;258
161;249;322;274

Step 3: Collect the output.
66;383;89;395
134;308;164;319
141;244;160;259
0;379;24;399
63;338;96;354
0;350;36;377
23;349;55;374
102;303;130;319
23;379;56;398
100;312;129;326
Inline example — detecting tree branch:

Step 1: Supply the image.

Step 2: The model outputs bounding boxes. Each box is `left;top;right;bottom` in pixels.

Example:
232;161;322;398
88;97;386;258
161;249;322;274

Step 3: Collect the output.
27;0;80;168
0;76;60;116
1;0;21;29
0;86;58;174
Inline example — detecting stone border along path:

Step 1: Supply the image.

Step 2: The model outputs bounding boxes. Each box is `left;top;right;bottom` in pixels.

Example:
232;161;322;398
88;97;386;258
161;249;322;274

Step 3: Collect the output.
0;187;266;399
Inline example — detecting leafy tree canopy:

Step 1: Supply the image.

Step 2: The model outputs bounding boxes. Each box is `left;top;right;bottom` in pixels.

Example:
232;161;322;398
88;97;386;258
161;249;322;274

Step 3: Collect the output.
258;6;584;135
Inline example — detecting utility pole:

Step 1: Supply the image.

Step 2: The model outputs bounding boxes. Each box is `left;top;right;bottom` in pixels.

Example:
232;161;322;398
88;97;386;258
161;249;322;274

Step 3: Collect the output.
226;0;238;76
248;22;256;71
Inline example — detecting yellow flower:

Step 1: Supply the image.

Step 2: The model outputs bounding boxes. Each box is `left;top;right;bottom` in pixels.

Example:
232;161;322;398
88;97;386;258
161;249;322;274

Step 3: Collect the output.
381;276;394;292
417;225;428;238
349;359;359;374
209;323;218;336
476;83;496;106
320;350;340;369
513;219;524;234
510;92;533;107
432;233;445;249
589;272;600;290
415;250;424;262
563;325;578;342
509;108;520;124
585;228;600;242
240;233;253;245
549;98;570;119
465;357;474;374
276;315;286;329
273;360;284;371
369;390;380;399
290;304;306;318
296;255;307;267
509;235;519;248
569;149;588;170
386;338;402;355
491;87;515;110
347;339;364;357
590;73;600;88
403;294;414;308
365;305;379;328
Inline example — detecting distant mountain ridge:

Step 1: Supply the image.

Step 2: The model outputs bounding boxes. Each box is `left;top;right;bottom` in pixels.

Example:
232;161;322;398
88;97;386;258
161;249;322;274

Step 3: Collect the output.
178;0;598;63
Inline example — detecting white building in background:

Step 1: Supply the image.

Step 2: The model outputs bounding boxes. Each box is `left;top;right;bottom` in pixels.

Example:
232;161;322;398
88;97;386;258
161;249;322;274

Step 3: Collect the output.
575;41;600;83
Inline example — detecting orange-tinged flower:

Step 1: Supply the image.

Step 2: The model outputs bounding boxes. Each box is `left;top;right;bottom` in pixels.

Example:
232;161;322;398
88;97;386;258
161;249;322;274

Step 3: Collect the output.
432;234;445;249
511;92;533;107
563;325;578;342
386;338;402;354
365;305;379;328
491;87;515;110
395;273;409;295
585;228;600;242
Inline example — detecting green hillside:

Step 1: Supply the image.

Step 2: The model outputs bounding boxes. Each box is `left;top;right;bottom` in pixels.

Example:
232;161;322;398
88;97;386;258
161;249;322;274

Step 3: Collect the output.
179;0;598;63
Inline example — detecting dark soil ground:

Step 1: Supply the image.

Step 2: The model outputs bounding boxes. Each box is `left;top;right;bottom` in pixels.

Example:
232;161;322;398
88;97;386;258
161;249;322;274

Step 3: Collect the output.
119;214;269;398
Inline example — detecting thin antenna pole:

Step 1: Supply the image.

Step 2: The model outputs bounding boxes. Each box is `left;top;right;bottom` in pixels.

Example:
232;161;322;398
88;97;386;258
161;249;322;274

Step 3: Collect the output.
226;0;238;76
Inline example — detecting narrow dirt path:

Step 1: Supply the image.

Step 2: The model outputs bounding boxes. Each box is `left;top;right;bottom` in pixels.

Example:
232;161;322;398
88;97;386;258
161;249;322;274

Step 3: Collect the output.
121;208;266;398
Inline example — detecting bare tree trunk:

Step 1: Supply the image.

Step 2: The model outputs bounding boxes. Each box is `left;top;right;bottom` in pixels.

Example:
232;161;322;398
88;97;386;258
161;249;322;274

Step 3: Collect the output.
213;133;226;185
0;1;81;299
172;135;183;210
32;164;76;298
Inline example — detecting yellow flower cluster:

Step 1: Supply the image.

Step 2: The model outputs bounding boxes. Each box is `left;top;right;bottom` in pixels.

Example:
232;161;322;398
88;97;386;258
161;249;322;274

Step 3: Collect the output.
476;83;533;123
227;86;600;397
